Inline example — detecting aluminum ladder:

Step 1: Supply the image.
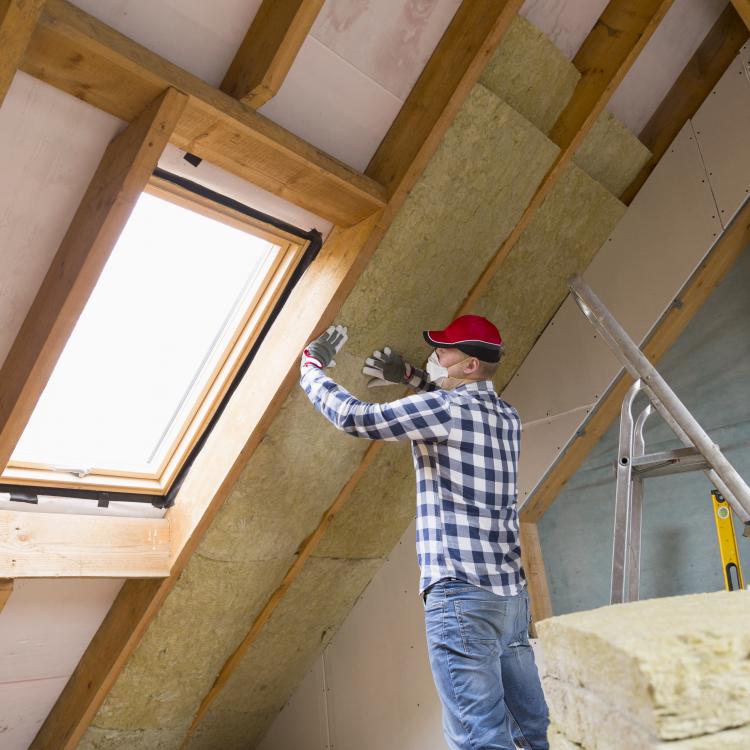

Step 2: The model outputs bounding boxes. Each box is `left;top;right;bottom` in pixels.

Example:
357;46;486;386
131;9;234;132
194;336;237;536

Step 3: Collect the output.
568;276;750;604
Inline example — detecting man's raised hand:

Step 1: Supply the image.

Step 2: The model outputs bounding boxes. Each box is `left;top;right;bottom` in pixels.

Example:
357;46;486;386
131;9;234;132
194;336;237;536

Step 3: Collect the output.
302;324;348;369
362;346;412;387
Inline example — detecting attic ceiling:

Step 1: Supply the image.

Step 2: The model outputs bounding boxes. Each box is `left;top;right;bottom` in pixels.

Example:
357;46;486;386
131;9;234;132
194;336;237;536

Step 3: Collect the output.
0;1;740;749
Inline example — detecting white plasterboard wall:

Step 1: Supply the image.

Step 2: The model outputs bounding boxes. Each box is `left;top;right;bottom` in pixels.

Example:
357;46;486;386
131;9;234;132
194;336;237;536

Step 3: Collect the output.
258;45;750;750
0;578;124;750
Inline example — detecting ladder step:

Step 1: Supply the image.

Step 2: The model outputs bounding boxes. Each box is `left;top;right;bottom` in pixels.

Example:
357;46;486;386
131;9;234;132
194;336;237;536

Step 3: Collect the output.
631;447;710;478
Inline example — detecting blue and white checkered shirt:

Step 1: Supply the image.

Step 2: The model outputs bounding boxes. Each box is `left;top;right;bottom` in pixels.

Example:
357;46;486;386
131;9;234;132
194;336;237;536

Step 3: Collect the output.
300;365;526;597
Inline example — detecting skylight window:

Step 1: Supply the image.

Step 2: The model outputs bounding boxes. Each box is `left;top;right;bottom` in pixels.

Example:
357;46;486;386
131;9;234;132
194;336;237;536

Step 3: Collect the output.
4;183;306;493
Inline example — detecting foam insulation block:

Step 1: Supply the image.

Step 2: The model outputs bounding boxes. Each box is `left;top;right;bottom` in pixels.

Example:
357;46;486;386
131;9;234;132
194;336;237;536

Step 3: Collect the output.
187;557;383;750
476;162;625;391
538;591;750;750
575;110;652;197
480;16;579;135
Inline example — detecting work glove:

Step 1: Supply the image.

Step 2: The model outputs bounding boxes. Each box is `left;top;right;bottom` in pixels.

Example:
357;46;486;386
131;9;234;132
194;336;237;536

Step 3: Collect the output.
362;346;413;388
302;324;348;369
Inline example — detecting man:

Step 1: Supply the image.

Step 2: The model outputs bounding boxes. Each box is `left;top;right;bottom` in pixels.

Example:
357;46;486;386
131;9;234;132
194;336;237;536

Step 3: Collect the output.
300;314;549;750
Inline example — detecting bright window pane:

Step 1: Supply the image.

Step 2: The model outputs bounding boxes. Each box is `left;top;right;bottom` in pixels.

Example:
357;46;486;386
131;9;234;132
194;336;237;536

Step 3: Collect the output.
12;192;279;474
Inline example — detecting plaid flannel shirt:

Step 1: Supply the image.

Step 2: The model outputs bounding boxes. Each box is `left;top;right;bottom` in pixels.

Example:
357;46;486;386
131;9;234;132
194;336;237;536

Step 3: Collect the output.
300;364;526;597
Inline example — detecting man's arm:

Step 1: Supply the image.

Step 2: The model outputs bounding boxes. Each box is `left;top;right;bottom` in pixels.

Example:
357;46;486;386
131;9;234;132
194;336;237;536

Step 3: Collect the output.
301;366;452;441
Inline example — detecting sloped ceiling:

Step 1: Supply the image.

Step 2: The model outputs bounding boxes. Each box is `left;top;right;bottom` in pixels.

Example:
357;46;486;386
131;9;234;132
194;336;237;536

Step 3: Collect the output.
0;0;731;748
76;14;651;750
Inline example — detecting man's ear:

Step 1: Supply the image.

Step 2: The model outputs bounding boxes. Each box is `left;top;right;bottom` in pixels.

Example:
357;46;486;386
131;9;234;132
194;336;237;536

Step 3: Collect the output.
464;357;480;375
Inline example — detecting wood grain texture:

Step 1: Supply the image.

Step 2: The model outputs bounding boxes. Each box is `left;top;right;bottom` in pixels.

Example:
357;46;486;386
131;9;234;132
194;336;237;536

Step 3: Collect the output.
458;0;673;317
520;197;750;522
622;4;749;204
0;87;187;472
0;578;12;613
366;0;524;198
520;521;553;630
0;511;170;577
0;0;44;108
20;0;385;226
221;0;324;107
730;1;750;30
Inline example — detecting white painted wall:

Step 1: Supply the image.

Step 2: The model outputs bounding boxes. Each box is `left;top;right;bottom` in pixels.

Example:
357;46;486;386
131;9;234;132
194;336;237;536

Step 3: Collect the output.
258;43;750;750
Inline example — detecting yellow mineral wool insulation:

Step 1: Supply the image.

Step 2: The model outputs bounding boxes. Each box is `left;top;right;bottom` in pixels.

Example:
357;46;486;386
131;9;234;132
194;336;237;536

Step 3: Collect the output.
538;590;750;750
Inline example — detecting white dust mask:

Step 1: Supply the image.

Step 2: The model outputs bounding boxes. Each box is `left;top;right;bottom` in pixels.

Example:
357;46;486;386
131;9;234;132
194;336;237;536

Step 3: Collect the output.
426;351;472;388
426;350;449;385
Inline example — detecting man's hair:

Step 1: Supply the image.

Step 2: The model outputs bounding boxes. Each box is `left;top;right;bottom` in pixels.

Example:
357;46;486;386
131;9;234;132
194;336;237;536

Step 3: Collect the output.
476;358;501;379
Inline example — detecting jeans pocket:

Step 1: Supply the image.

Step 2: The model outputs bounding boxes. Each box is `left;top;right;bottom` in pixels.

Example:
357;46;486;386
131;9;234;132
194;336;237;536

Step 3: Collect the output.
453;599;505;656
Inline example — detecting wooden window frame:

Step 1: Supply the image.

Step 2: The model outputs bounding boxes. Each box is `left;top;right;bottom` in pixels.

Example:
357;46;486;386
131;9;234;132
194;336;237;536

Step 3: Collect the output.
1;178;308;495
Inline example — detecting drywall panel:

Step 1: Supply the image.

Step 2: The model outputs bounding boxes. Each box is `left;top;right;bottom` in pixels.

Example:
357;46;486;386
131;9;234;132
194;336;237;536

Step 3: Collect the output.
0;71;123;369
70;0;261;86
158;145;332;238
0;675;69;750
311;0;461;100
259;35;404;172
261;522;448;750
692;53;750;227
516;409;594;507
607;0;728;135
519;0;607;59
505;122;720;428
257;659;328;750
584;123;722;342
502;296;620;425
0;578;124;683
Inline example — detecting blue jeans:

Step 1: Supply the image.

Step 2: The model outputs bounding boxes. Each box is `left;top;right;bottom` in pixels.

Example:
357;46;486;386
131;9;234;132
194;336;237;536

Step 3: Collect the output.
424;581;549;750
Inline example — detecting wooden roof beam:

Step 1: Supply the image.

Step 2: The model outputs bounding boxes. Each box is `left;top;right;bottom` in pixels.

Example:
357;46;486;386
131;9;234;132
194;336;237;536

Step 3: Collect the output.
0;510;170;578
520;197;750;522
221;0;324;108
0;87;187;472
0;0;44;108
730;1;750;31
0;578;12;614
622;4;749;204
34;3;526;747
20;0;386;227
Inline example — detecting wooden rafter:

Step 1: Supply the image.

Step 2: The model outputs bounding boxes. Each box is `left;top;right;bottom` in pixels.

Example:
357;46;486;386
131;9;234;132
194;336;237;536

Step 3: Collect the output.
622;4;749;204
0;0;44;108
0;578;12;614
730;1;750;30
33;4;525;747
20;0;385;227
520;197;750;523
519;521;553;629
0;510;170;578
221;0;324;107
0;87;187;472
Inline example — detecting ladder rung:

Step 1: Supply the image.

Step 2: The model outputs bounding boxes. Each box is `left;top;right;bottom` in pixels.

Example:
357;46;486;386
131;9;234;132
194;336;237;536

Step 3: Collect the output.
631;447;710;478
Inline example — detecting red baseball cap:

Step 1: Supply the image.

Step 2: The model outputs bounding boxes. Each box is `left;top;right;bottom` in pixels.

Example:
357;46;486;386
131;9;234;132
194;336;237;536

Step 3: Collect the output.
423;315;504;363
